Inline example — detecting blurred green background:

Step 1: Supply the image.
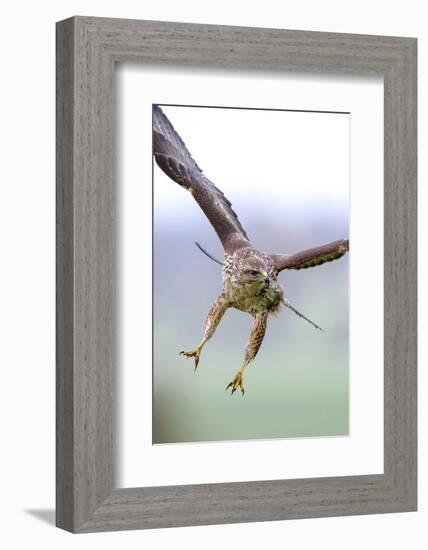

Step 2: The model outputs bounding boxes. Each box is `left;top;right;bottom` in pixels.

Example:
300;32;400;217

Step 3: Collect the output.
153;106;349;444
153;207;349;444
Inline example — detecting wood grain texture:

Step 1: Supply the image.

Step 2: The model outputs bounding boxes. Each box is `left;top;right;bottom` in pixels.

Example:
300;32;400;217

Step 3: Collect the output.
56;16;417;533
56;17;75;532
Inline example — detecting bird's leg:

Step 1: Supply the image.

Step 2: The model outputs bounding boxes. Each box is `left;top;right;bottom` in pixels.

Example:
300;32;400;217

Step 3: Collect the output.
180;292;229;371
227;311;268;395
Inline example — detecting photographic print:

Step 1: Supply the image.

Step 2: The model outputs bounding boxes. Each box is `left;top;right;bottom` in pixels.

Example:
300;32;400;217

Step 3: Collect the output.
153;104;350;445
56;18;416;532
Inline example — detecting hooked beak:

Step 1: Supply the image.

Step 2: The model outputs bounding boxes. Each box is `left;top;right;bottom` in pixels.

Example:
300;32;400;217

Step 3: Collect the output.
262;272;270;286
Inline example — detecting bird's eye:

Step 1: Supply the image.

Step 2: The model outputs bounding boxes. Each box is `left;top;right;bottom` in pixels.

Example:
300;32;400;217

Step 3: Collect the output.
248;269;259;277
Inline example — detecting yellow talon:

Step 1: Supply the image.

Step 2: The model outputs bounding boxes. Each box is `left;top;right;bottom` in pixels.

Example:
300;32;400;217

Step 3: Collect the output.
179;346;202;371
226;371;245;396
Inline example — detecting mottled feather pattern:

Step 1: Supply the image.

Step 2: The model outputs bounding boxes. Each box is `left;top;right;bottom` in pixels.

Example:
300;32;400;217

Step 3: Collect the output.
223;247;284;316
244;312;269;362
274;239;349;271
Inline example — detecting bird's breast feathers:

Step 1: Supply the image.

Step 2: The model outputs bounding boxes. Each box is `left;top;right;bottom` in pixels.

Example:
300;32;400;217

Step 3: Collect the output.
223;274;284;316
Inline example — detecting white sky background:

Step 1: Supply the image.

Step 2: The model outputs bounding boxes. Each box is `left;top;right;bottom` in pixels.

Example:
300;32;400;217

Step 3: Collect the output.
154;106;350;230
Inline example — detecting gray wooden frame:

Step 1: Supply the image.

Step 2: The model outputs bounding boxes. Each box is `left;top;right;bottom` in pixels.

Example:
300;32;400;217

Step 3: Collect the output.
56;16;417;533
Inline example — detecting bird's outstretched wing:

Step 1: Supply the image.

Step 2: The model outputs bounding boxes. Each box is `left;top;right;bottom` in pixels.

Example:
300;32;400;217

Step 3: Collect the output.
273;239;349;272
153;105;249;254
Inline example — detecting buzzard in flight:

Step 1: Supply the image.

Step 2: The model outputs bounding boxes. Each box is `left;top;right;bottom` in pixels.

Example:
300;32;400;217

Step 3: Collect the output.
153;105;349;395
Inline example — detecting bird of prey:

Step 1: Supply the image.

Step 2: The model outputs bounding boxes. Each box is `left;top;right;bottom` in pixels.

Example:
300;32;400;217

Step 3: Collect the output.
153;105;349;395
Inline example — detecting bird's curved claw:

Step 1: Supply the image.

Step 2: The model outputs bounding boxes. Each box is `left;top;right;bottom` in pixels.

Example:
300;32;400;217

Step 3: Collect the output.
226;371;245;396
179;347;202;371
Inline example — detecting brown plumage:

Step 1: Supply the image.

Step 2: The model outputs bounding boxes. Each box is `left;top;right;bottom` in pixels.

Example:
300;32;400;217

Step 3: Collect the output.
153;105;349;395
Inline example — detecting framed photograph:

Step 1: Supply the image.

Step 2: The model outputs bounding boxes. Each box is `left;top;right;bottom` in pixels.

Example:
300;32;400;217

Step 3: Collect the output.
56;16;417;532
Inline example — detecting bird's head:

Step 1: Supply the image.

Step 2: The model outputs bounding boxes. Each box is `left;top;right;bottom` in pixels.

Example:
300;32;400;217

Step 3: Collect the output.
236;253;278;292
